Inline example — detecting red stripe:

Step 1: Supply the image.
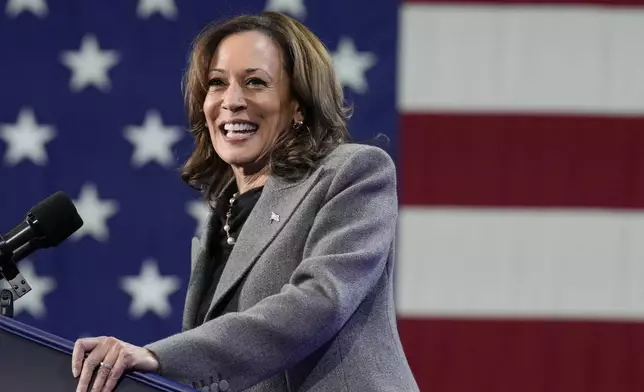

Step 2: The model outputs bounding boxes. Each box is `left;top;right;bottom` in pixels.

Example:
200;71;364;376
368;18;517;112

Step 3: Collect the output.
398;317;644;392
400;113;644;208
403;0;644;5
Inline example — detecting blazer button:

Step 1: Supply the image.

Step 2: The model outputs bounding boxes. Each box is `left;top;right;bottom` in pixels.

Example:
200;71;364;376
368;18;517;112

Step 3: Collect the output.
218;380;229;391
209;382;218;391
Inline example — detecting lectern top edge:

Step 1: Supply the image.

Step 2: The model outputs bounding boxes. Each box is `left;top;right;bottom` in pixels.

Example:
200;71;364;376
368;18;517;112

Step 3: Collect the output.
0;315;196;392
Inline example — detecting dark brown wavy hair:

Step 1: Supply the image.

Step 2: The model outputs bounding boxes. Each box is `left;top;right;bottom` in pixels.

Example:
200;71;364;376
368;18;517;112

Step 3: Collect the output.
180;11;352;204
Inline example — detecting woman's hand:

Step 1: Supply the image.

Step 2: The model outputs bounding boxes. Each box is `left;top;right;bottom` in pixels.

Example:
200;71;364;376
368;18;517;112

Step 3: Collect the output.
71;336;160;392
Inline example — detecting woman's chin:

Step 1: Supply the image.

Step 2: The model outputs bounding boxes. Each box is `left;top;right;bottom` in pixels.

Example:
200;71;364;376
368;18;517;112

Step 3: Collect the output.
214;138;271;172
219;152;261;168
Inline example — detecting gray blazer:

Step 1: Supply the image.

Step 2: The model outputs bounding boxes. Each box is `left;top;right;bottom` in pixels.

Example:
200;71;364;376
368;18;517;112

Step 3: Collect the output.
145;143;420;392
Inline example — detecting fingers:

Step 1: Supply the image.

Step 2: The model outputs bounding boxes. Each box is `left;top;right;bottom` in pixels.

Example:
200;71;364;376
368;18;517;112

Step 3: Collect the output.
71;336;145;392
72;337;103;378
76;337;113;392
90;343;119;392
101;353;127;392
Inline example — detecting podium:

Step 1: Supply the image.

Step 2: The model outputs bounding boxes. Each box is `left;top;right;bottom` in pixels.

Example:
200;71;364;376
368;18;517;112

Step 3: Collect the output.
0;315;197;391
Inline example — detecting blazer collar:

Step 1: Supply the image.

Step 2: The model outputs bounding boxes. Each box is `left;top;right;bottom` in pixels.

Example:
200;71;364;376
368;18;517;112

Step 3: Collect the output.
183;166;324;329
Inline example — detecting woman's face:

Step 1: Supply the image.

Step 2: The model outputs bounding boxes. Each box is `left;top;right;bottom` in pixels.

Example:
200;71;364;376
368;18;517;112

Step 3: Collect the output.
203;30;300;169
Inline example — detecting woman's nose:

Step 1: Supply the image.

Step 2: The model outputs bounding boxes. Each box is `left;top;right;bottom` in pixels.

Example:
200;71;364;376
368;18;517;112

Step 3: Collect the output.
221;84;246;112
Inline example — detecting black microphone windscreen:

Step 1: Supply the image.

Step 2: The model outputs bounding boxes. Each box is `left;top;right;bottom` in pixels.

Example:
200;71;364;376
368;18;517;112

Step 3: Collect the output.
28;191;84;247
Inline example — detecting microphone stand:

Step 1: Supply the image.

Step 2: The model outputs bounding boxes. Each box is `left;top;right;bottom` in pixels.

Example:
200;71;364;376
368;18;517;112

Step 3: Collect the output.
0;288;13;318
0;236;32;318
0;248;15;318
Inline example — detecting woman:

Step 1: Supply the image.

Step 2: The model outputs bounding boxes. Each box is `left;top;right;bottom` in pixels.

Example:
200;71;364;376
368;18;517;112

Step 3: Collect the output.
71;11;419;392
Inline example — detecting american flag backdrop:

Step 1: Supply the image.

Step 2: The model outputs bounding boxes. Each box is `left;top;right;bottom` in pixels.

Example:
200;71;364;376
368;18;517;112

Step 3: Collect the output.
2;0;644;391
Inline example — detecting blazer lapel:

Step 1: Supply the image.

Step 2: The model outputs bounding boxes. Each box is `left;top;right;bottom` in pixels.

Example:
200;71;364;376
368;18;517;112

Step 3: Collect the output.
203;168;323;320
181;216;219;331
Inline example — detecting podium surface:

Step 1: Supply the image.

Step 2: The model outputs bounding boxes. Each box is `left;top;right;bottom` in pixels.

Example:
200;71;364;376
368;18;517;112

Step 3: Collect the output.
0;315;196;391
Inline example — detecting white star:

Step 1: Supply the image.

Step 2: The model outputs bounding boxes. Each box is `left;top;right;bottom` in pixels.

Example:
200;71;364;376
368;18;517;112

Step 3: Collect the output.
0;260;56;319
60;34;120;92
0;107;56;166
264;0;305;19
186;199;210;237
136;0;177;19
331;37;377;94
5;0;47;17
71;183;119;242
123;110;183;168
119;258;181;319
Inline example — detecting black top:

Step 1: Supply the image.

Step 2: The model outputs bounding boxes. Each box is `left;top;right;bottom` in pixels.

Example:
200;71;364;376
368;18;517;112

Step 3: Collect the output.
195;185;264;325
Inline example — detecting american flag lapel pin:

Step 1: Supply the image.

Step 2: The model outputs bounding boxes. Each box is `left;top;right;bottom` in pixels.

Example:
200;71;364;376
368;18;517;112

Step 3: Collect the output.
270;211;280;223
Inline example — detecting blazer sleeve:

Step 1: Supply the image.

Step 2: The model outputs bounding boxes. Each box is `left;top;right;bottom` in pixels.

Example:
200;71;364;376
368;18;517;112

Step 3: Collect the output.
144;145;399;390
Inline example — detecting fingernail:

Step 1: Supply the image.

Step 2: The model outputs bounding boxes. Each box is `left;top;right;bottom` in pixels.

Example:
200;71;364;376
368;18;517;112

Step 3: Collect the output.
72;368;78;378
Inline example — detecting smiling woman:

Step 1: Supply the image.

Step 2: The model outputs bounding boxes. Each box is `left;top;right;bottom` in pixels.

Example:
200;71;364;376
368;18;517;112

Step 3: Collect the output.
181;13;351;198
70;11;419;392
201;30;307;187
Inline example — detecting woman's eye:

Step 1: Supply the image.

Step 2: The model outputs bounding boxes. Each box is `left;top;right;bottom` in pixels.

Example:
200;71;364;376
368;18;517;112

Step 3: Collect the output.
208;78;225;86
247;78;266;86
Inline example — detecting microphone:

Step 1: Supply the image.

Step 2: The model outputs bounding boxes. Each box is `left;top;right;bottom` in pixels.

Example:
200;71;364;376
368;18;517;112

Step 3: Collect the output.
0;191;83;299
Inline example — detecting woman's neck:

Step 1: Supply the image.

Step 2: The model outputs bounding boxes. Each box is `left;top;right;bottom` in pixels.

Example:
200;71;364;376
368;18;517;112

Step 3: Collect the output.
232;166;268;194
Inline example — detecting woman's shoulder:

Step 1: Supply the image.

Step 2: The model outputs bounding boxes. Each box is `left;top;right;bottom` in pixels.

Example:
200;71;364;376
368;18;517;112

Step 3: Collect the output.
312;142;398;193
268;142;396;194
320;142;395;173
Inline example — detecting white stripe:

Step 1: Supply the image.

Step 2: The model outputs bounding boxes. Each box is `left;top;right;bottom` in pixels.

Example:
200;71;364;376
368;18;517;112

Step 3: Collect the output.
396;207;644;319
398;4;644;114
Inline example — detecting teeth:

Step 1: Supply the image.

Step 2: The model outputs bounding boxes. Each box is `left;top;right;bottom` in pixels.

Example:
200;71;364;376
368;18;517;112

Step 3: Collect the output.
223;123;258;132
226;132;254;140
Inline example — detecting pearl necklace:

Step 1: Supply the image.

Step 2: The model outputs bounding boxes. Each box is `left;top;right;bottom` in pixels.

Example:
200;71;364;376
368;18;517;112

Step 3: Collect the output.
223;192;238;245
